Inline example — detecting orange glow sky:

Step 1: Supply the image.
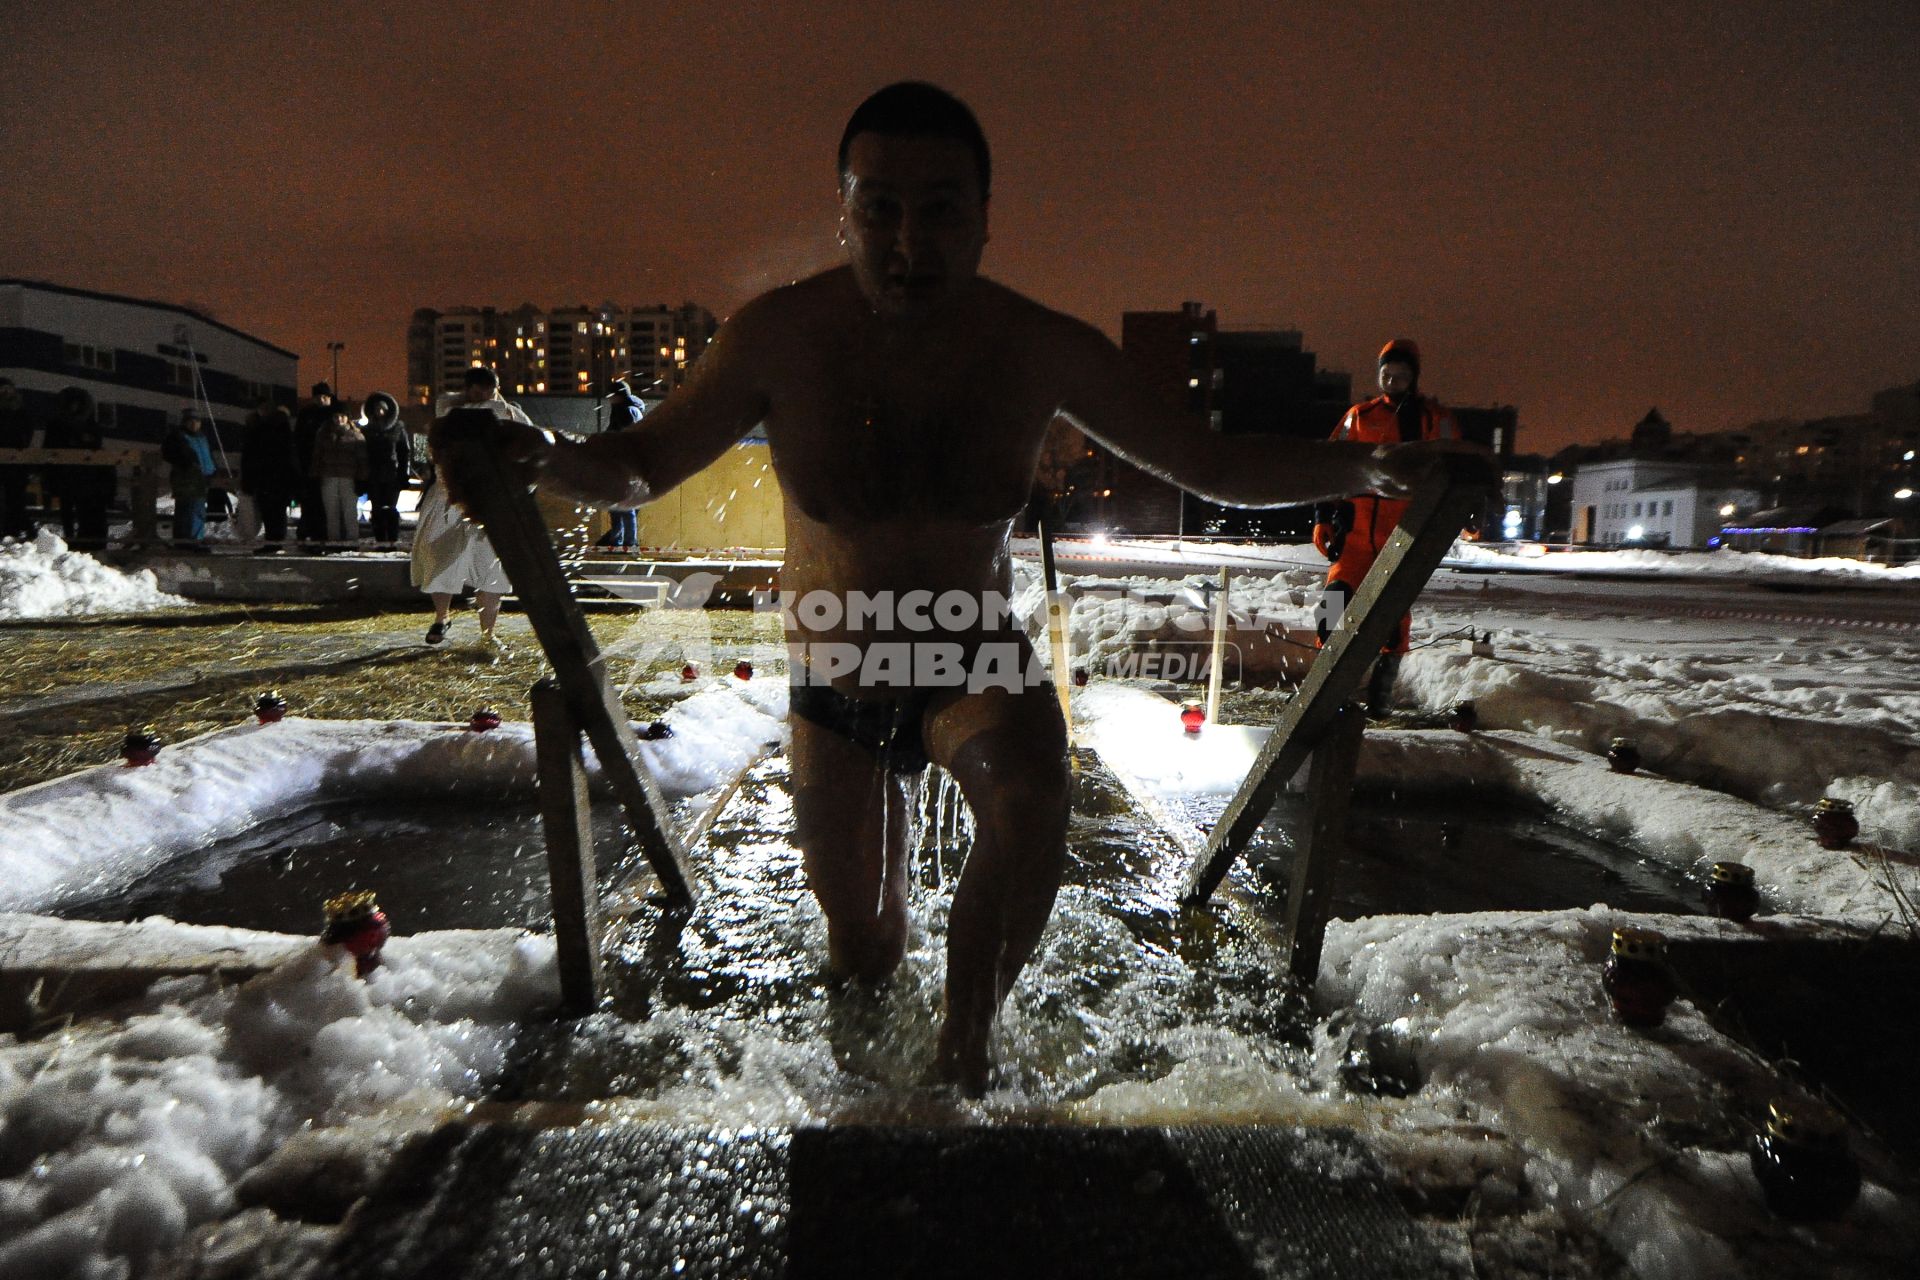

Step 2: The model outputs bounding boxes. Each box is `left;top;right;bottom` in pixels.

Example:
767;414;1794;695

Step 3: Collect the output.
4;1;1916;453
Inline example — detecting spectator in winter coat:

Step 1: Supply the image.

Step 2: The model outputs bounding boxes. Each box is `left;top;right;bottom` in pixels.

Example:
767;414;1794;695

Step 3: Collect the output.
241;404;300;548
43;387;114;548
161;407;216;548
360;391;411;549
0;378;39;540
309;409;367;548
293;382;338;549
601;378;644;550
1312;339;1458;716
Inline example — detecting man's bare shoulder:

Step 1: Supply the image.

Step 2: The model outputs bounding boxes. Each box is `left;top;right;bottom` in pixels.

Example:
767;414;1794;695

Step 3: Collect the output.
736;267;860;329
971;278;1097;339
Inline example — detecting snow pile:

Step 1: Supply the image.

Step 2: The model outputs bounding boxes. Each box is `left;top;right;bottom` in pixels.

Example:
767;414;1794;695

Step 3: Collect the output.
1077;683;1919;927
1320;910;1920;1279
0;929;556;1280
0;531;188;619
1450;541;1920;583
1;680;787;915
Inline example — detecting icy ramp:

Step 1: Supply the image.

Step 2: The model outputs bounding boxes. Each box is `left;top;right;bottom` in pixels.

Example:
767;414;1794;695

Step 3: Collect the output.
330;1121;1457;1279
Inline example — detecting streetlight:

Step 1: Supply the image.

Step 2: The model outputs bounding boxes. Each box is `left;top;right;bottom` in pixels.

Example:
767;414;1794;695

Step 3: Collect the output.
326;341;346;394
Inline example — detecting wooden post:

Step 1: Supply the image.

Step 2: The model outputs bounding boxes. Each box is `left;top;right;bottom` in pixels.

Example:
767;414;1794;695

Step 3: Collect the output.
1035;512;1074;746
1205;567;1229;726
531;678;602;1014
129;461;161;548
1278;701;1366;986
1180;456;1493;905
433;413;697;907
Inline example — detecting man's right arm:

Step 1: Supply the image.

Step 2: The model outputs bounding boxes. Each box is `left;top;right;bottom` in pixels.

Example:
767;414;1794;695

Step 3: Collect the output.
536;299;774;507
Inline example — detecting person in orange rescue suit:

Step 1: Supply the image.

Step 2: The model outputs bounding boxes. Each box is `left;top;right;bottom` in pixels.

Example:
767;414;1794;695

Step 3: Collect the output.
1312;339;1457;717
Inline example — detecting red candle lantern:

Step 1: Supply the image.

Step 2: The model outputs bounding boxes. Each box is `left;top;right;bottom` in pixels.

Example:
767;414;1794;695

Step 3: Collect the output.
121;728;162;767
1601;926;1674;1027
733;660;754;681
468;707;502;732
1812;798;1859;850
254;691;288;725
1607;737;1641;775
680;663;698;683
1702;861;1760;922
1449;700;1478;733
321;890;391;978
1072;668;1089;687
1749;1097;1860;1221
1180;701;1206;735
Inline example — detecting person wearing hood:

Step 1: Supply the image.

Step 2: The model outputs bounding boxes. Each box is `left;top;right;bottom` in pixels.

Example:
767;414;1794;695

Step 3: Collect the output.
43;386;114;548
600;377;644;551
361;391;411;550
160;407;216;548
1313;339;1458;716
308;406;368;548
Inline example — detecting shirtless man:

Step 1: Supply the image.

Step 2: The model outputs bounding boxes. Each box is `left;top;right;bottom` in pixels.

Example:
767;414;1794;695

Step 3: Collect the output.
520;82;1476;1092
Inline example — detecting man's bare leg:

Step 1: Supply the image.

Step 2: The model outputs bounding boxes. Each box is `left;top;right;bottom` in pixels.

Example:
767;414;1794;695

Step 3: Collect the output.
790;713;914;979
923;682;1070;1093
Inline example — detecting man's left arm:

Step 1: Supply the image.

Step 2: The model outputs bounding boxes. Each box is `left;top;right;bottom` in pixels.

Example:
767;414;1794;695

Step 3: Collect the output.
1048;315;1480;506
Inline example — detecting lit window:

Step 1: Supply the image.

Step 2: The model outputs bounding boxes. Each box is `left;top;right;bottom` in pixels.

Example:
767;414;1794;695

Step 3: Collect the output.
578;371;589;382
577;322;588;333
660;347;670;357
536;381;546;391
471;359;483;368
1188;378;1200;388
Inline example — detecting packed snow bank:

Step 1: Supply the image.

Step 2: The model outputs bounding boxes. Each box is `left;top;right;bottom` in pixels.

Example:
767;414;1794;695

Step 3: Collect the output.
0;531;188;619
1448;541;1920;583
1;679;788;914
0;923;556;1280
1076;684;1920;928
1321;909;1920;1280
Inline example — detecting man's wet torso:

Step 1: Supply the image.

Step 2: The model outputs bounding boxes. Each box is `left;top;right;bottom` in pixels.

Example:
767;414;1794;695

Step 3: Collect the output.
761;269;1060;692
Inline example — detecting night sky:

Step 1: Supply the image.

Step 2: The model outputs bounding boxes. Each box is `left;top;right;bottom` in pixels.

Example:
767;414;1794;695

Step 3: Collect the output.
5;1;1916;454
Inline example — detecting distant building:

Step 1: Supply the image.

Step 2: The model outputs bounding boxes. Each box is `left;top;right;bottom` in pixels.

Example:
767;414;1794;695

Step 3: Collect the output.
0;278;297;450
1568;456;1760;548
1559;394;1920;525
1032;302;1356;538
406;301;717;407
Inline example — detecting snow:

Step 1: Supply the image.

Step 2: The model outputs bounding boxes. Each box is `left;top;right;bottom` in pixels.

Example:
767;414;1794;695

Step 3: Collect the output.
1;682;788;916
0;531;188;619
4;539;1919;1276
0;931;555;1280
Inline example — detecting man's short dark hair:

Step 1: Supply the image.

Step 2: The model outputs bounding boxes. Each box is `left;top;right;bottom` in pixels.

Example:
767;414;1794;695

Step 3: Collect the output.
838;82;990;200
464;366;500;391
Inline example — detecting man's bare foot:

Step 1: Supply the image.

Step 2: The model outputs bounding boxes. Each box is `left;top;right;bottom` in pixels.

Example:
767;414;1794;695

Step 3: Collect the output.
933;1022;991;1097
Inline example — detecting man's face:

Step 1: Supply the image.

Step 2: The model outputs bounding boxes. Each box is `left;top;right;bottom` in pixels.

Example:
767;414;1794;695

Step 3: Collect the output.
1378;362;1416;398
461;382;493;404
183;416;202;433
840;132;989;318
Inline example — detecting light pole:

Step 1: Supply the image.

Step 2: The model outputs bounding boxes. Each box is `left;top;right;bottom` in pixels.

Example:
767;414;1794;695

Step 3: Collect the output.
326;341;346;394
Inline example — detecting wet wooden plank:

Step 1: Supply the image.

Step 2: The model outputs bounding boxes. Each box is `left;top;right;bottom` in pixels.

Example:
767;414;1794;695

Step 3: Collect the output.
1278;700;1366;986
531;678;602;1015
1181;457;1492;905
433;415;696;907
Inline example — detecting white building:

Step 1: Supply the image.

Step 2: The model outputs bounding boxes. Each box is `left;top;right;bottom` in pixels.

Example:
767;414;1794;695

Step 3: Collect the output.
0;279;298;452
1569;458;1761;548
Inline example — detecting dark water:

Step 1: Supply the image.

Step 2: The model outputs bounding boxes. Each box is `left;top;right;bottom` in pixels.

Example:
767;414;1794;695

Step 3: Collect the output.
1255;793;1696;919
61;801;651;935
58;780;1695;939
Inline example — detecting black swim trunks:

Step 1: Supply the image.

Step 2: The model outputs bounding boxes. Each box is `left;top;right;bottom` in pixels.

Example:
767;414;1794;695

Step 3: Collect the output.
788;683;937;774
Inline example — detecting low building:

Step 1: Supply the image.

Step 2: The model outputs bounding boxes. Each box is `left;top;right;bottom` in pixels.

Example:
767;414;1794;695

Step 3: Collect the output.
0;278;297;452
1569;458;1759;548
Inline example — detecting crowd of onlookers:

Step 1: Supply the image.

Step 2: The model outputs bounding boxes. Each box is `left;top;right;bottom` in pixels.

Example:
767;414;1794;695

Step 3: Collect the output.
0;378;418;553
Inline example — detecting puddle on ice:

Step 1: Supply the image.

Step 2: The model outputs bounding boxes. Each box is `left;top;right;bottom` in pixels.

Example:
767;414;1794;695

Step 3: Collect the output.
56;751;1694;1127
